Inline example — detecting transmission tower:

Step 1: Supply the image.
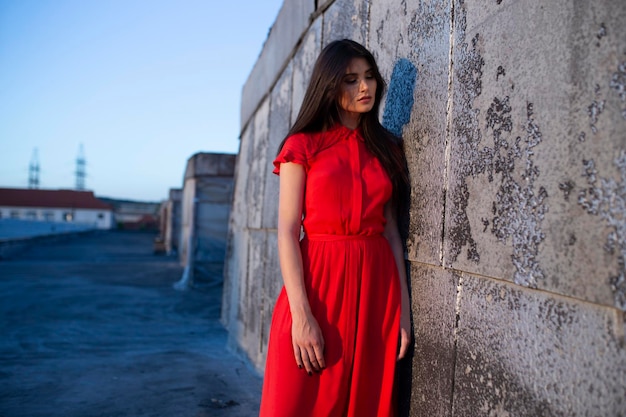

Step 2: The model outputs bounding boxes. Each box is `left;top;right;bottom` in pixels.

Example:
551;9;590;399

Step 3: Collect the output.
75;144;86;190
28;148;40;189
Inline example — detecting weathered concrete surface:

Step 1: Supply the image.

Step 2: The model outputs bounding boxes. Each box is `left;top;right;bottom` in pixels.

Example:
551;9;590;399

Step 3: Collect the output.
0;231;261;417
247;100;270;231
290;19;322;126
221;124;253;353
454;274;626;416
260;232;281;358
445;0;626;308
222;107;262;369
408;264;458;417
241;229;267;366
225;0;626;415
262;62;292;231
322;0;369;46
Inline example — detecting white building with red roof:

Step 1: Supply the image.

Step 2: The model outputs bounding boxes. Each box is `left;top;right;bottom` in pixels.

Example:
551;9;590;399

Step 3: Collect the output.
0;188;113;229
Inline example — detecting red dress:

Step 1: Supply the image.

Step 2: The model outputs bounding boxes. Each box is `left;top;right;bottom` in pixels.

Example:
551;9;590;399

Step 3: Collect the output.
259;124;401;417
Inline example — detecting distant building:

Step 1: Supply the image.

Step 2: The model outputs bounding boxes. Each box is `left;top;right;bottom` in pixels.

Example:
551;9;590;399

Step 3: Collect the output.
98;198;160;230
0;188;113;229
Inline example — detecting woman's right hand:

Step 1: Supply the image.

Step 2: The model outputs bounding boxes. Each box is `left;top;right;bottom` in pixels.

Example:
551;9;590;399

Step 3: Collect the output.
291;311;325;375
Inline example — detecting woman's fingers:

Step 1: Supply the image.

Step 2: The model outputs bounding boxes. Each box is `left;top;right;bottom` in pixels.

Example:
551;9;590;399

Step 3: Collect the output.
312;340;325;369
300;346;315;375
293;340;325;374
299;345;318;374
397;327;410;360
293;344;304;370
293;341;312;374
294;342;313;374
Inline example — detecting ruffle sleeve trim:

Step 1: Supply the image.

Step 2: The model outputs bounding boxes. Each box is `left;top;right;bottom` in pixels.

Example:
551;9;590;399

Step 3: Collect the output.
272;133;310;175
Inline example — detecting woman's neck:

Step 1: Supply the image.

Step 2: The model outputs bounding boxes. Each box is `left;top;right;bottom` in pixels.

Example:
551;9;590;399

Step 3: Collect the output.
338;111;360;130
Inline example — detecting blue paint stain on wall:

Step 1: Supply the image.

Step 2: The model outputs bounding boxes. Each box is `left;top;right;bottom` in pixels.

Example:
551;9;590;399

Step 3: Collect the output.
382;58;418;137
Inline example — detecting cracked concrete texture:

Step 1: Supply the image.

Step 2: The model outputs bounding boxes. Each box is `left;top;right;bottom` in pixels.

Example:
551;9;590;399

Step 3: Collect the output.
454;274;626;416
408;264;458;417
291;19;323;127
240;229;267;368
0;231;261;417
262;62;293;231
322;0;370;47
259;232;281;366
246;98;270;231
445;0;626;308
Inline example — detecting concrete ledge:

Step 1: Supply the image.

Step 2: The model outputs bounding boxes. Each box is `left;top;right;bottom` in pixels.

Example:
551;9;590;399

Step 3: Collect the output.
0;230;96;260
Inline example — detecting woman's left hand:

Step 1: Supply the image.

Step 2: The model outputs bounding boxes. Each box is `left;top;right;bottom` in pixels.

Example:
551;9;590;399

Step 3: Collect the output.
397;304;411;360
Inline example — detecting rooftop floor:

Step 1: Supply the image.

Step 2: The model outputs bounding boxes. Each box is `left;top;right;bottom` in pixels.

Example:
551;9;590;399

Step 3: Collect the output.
0;230;262;417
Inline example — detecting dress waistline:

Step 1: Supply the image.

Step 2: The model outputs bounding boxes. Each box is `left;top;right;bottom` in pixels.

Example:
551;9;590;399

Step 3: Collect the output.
304;233;383;242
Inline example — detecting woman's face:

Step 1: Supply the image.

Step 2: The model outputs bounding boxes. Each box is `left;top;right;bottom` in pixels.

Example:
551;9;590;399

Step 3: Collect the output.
337;57;377;125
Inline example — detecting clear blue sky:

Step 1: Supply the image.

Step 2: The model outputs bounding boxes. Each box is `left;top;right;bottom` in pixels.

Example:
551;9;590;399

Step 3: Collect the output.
0;0;283;201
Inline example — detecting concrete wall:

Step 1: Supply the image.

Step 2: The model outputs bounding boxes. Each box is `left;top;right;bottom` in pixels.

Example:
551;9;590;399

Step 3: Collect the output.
178;153;235;284
222;0;626;415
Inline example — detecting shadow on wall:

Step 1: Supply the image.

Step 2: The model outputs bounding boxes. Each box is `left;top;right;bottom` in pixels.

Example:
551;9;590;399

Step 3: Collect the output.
383;58;418;137
381;58;418;417
383;57;418;244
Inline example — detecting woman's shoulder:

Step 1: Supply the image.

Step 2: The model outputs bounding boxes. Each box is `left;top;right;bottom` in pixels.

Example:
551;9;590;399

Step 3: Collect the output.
283;132;312;148
273;132;318;174
283;130;330;155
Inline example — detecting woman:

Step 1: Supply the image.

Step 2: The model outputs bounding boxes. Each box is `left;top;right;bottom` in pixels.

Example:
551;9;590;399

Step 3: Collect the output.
259;39;411;417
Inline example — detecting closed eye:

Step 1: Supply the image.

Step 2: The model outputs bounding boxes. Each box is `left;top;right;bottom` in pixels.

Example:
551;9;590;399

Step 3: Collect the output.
343;69;375;84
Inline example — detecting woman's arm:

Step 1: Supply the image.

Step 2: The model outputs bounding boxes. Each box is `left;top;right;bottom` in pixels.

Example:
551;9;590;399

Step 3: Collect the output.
382;202;412;360
277;162;325;374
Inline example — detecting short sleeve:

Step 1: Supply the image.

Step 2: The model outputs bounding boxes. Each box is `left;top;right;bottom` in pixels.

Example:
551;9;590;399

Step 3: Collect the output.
272;133;310;175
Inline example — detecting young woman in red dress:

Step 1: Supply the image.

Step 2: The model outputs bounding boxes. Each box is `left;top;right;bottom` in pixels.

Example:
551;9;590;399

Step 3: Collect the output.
259;39;411;417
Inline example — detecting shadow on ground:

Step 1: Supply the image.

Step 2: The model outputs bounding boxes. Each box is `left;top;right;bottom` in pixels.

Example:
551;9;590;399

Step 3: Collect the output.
0;230;261;417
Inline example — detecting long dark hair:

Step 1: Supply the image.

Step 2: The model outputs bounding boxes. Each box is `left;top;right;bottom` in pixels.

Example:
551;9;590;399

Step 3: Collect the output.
278;39;409;212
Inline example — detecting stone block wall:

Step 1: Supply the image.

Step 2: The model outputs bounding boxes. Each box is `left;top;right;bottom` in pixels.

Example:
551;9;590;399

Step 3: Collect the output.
222;0;626;415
